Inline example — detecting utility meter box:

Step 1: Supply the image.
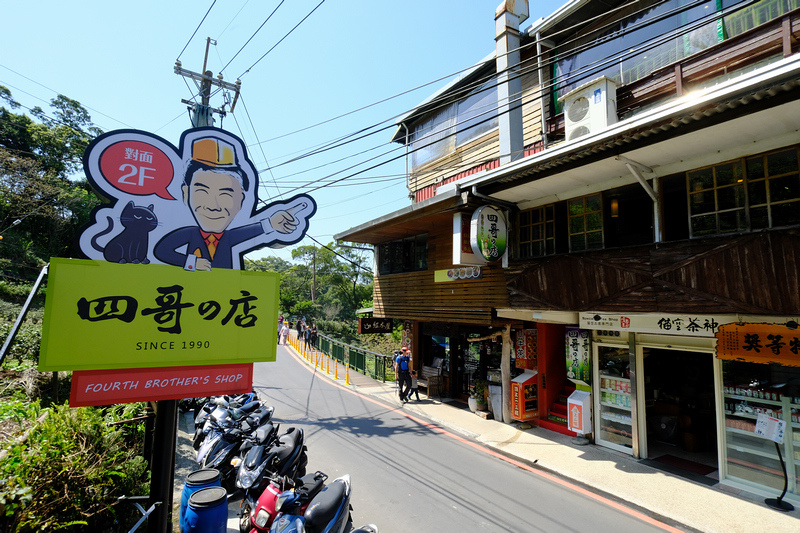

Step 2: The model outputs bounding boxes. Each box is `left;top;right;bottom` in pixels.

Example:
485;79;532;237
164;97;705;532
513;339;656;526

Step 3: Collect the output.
567;390;592;435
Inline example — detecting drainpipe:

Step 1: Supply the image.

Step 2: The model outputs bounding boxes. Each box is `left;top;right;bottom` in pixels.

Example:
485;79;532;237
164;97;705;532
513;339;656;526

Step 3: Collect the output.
496;0;528;165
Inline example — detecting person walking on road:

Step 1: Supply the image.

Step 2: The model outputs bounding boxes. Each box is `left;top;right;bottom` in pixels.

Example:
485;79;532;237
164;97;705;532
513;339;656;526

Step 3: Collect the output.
279;323;290;345
408;370;421;401
394;347;412;402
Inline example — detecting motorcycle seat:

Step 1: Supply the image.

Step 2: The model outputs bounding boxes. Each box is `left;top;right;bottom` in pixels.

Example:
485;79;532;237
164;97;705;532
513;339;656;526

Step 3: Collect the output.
297;472;326;498
304;481;346;530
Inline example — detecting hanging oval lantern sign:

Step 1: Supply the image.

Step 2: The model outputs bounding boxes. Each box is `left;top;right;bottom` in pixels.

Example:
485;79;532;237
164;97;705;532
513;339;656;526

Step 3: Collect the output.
470;206;507;262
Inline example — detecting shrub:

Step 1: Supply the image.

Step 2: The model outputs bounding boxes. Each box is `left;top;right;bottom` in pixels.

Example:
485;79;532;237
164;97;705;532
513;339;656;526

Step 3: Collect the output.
0;402;149;532
0;323;41;365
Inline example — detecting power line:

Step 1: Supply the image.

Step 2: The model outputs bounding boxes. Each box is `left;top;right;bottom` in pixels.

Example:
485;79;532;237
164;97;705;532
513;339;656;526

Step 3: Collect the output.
219;0;285;77
237;0;327;79
0;65;131;129
238;93;282;202
176;0;217;61
257;0;738;192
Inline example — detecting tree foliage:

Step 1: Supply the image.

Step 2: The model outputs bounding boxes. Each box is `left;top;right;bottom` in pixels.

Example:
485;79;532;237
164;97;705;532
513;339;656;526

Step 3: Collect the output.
0;402;149;532
0;87;102;280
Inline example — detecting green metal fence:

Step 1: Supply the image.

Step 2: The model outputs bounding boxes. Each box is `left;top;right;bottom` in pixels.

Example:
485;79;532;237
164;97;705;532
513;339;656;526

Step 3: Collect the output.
316;333;394;382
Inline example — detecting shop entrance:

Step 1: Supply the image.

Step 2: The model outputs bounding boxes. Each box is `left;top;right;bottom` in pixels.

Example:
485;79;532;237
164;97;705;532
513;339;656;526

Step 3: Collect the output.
642;348;718;477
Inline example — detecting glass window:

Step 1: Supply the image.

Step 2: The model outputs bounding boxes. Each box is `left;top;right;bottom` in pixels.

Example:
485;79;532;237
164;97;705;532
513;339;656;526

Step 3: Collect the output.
456;78;499;146
723;0;800;39
518;205;555;258
569;194;603;252
378;234;428;275
688;161;746;236
410;105;457;169
555;0;723;105
721;360;800;499
746;147;800;230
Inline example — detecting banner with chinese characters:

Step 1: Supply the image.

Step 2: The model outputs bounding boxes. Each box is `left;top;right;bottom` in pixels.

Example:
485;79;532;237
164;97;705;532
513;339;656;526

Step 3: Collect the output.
39;258;279;371
716;323;800;366
358;317;393;334
514;328;537;370
579;312;721;337
69;363;253;407
566;327;591;386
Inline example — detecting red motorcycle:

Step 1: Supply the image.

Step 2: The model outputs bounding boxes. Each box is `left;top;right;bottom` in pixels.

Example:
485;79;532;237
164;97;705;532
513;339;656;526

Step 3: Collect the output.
247;471;327;532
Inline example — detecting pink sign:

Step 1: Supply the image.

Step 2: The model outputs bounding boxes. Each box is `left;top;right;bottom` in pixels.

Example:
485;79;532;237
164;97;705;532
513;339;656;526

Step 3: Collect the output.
69;363;253;406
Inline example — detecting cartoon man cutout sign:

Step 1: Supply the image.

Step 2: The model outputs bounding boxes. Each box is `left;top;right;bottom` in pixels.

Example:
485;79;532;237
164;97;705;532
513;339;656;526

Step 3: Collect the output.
79;127;315;270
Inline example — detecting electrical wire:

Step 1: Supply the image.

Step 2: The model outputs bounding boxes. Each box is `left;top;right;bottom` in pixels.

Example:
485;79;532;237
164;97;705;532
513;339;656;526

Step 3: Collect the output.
176;0;217;61
260;0;746;190
237;0;327;79
219;0;285;77
239;94;282;201
306;234;373;274
216;0;251;40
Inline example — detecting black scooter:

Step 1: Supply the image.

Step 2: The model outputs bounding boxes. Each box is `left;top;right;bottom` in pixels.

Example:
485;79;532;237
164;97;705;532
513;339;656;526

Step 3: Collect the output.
235;427;308;532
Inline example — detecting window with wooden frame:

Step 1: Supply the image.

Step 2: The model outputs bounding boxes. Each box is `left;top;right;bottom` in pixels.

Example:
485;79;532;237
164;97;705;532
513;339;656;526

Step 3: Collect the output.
746;148;800;229
517;205;555;258
688;161;747;236
568;194;604;252
688;146;800;236
377;234;428;275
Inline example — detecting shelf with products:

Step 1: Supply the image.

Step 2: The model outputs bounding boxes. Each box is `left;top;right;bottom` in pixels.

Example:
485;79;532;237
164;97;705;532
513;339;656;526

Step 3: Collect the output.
600;400;632;412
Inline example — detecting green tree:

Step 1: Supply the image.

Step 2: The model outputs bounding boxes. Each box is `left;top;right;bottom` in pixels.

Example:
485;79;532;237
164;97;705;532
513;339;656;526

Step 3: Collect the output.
0;87;102;278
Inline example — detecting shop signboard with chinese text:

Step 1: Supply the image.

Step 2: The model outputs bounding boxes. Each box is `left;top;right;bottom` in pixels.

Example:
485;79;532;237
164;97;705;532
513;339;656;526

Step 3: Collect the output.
514;328;537;370
580;312;722;337
566;327;591;385
358;317;393;334
40;258;279;371
470;206;507;262
43;127;316;405
716;323;800;366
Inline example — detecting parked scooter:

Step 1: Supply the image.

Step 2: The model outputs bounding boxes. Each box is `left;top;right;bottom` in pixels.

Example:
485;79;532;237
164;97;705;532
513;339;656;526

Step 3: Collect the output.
194;393;263;450
202;421;279;492
245;471;327;533
269;474;352;533
235;427;309;532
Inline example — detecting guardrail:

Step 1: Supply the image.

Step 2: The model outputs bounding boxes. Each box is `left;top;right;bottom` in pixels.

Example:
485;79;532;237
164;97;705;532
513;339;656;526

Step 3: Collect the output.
287;330;393;382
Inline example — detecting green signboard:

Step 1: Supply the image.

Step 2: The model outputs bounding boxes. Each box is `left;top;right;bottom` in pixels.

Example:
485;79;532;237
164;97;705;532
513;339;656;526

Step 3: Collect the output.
39;258;279;371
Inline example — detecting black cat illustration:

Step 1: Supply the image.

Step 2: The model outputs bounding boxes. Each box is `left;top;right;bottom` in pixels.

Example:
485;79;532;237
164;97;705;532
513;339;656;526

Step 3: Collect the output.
91;201;158;264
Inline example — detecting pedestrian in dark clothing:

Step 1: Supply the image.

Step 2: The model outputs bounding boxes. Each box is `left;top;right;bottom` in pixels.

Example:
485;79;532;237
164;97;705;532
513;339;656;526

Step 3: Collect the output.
409;370;420;401
310;325;318;347
394;347;412;402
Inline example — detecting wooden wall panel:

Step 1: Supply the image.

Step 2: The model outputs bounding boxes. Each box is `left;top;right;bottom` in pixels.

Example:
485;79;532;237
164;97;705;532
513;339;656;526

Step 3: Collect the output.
373;220;509;324
507;230;800;315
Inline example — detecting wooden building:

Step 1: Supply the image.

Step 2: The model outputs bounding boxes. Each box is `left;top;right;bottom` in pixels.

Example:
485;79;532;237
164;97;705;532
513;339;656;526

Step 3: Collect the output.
337;0;800;502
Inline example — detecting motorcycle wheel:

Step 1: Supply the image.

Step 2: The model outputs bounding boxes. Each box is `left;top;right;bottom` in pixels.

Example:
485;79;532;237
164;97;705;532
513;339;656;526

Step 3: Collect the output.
239;501;253;533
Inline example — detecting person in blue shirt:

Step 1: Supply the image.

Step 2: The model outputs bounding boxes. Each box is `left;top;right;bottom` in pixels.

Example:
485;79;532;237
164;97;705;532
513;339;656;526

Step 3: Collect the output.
394;347;412;402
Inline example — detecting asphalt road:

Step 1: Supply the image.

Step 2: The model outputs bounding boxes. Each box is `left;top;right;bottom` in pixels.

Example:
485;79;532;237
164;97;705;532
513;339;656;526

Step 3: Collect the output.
247;346;681;533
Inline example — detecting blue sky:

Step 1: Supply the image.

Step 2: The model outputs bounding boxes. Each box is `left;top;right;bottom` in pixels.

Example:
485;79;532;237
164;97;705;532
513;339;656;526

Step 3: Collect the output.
1;0;565;264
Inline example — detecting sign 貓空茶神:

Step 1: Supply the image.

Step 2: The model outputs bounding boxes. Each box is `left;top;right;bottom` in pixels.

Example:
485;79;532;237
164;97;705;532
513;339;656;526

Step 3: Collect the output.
470;206;507;262
39;127;315;403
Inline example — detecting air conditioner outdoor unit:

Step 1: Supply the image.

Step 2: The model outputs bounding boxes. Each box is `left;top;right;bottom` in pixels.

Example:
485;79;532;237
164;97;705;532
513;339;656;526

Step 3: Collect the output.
559;76;618;142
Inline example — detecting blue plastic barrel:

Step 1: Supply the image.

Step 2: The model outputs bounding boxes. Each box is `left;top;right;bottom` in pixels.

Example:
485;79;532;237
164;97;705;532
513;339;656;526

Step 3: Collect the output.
182;486;228;533
179;468;221;533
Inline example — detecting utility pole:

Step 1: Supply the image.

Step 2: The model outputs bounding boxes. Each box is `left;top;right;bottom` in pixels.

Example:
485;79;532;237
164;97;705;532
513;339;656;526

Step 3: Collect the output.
145;39;244;533
312;248;317;303
174;37;242;127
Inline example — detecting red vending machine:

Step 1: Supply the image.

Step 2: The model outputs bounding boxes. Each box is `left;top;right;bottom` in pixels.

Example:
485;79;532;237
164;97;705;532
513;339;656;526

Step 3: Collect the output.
510;372;538;422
